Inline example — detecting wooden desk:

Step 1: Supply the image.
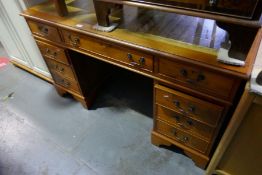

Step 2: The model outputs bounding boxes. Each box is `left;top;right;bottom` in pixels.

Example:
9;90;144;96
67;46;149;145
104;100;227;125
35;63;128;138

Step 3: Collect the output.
21;0;262;169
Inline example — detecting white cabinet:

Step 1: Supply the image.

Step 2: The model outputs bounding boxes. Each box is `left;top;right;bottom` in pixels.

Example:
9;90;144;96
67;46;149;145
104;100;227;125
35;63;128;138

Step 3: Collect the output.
0;0;50;77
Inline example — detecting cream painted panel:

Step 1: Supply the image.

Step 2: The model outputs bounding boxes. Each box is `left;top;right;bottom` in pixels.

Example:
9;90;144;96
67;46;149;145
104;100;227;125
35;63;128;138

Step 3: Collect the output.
0;0;50;76
0;8;26;63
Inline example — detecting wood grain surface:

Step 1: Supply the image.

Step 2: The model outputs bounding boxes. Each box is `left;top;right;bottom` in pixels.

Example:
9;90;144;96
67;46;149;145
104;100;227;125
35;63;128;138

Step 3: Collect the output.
21;0;262;78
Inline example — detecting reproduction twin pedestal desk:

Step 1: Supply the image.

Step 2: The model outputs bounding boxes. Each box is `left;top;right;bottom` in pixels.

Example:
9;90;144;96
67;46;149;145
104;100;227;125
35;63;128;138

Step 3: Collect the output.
22;1;262;169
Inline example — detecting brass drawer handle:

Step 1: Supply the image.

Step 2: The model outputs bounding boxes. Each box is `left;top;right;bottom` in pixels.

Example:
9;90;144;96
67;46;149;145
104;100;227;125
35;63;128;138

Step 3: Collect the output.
180;69;188;77
180;68;205;84
188;105;196;113
173;100;188;115
172;129;189;143
45;48;57;58
38;25;49;35
171;114;180;121
178;120;194;130
127;53;146;67
68;34;80;47
139;57;145;66
197;74;205;81
171;114;194;130
173;100;196;115
186;74;205;84
61;79;70;87
187;120;193;126
59;67;65;73
55;64;64;73
127;53;132;59
173;100;180;107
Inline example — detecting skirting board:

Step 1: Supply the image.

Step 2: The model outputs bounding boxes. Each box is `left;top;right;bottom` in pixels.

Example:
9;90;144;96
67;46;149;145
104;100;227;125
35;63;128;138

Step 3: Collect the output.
10;59;53;84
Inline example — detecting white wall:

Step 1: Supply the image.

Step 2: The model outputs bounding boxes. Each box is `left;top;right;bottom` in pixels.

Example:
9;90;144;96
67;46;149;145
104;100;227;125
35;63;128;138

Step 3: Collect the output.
0;0;50;77
0;15;25;62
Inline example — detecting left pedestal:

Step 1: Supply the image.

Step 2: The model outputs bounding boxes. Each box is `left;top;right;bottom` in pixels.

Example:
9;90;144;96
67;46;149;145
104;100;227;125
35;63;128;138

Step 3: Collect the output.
26;19;102;109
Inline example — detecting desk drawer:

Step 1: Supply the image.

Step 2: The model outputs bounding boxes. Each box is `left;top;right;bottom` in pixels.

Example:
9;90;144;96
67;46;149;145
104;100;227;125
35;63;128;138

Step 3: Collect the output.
155;120;209;154
36;40;70;65
45;57;76;81
155;84;223;127
52;72;81;94
28;20;61;42
157;58;237;100
62;30;153;72
156;104;214;141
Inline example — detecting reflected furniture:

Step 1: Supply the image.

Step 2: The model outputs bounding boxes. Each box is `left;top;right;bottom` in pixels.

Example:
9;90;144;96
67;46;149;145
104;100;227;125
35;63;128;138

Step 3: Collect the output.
92;0;262;62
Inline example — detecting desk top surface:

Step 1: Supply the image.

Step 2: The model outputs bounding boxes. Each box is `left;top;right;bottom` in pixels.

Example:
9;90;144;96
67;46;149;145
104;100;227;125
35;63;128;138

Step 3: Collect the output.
21;0;262;78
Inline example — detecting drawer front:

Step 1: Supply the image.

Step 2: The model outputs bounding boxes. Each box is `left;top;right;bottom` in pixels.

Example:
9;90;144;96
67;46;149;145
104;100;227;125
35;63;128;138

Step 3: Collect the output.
36;40;70;65
52;72;81;94
62;30;153;72
158;58;237;100
45;57;76;81
155;120;209;154
156;104;214;141
155;84;223;127
28;20;61;42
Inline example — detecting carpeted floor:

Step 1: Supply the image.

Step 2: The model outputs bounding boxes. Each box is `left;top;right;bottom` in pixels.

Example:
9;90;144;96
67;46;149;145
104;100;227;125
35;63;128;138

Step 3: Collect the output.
0;44;204;175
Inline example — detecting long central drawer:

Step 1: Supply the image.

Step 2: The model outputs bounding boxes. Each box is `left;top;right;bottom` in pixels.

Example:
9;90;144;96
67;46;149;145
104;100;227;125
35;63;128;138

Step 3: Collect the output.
61;30;154;72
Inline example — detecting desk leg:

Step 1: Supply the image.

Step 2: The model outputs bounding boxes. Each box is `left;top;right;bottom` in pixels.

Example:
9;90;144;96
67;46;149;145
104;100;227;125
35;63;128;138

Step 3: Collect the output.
55;85;91;109
55;86;67;97
151;131;172;147
72;95;91;109
151;131;209;169
184;151;209;169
